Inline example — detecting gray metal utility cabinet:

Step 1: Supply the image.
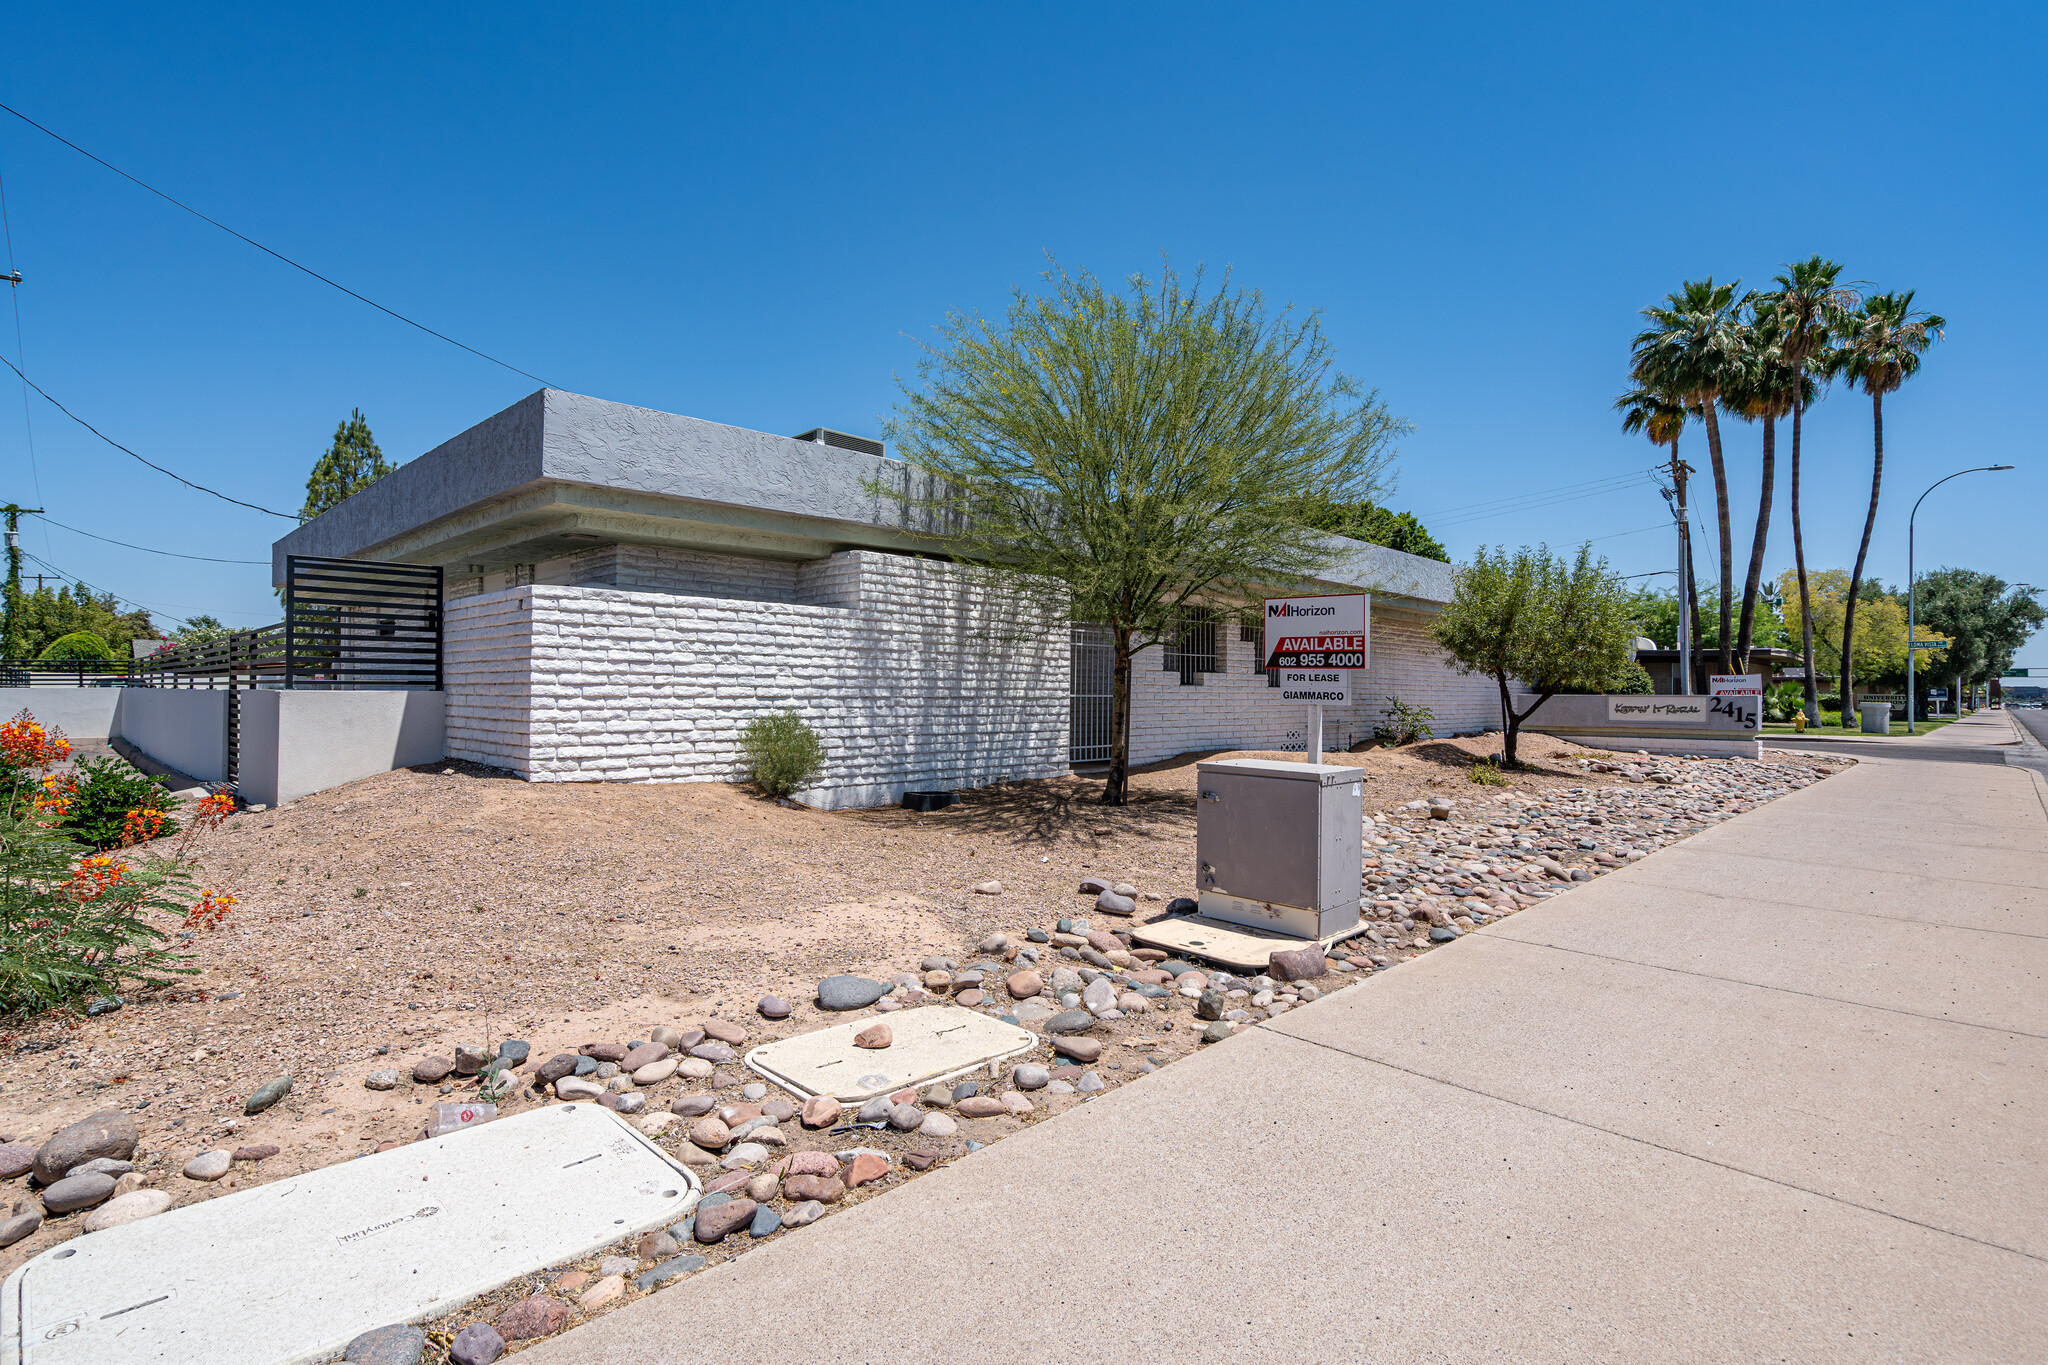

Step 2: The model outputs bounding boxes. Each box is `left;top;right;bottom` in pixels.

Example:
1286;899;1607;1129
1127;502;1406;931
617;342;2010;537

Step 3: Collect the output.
1194;758;1365;940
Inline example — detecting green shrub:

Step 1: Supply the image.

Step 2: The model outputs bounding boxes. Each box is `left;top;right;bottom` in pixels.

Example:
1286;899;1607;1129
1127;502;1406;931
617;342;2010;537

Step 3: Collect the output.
1608;661;1654;694
1374;698;1436;746
1469;760;1510;786
61;756;177;851
740;710;825;797
38;631;113;662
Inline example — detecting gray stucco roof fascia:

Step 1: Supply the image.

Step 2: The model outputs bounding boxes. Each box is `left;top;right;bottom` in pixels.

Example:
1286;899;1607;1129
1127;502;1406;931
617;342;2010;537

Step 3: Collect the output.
270;388;1455;608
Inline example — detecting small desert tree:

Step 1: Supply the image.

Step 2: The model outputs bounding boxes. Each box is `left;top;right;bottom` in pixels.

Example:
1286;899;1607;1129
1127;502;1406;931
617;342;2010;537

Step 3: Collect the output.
888;262;1407;804
1433;544;1639;766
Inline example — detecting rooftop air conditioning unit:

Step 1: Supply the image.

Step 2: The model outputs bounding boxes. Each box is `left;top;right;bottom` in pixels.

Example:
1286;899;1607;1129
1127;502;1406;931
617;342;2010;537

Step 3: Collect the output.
793;427;885;459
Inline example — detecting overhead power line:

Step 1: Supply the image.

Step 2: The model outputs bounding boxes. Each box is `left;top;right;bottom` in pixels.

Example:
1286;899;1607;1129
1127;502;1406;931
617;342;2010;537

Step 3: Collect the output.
1417;469;1655;522
32;513;267;563
0;101;556;390
1421;470;1661;530
20;548;202;627
0;351;296;518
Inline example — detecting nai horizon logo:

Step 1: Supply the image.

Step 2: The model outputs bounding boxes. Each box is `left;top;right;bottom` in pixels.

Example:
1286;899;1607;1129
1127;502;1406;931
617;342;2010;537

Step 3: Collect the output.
1262;593;1369;671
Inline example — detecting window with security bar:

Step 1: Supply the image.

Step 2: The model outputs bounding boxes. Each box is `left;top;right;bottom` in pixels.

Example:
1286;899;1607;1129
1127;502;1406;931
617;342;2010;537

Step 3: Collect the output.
1240;611;1280;687
1162;606;1222;686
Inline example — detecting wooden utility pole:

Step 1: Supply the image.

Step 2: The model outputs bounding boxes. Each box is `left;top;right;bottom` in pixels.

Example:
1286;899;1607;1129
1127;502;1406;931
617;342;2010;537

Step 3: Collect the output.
1;504;44;660
1661;452;1696;694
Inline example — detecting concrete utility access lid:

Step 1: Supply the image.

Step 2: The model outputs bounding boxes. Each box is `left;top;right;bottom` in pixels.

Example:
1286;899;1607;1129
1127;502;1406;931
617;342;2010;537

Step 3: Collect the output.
1129;914;1354;971
746;1007;1035;1102
1;1104;698;1365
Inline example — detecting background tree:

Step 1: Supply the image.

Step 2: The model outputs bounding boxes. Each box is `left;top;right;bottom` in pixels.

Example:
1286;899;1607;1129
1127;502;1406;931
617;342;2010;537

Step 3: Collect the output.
1911;570;2045;694
1833;291;1943;708
1777;568;1944;707
1432;543;1639;766
1768;257;1859;722
38;630;114;662
1293;497;1448;560
300;408;394;521
1630;279;1745;673
17;583;154;658
887;262;1407;804
173;614;231;647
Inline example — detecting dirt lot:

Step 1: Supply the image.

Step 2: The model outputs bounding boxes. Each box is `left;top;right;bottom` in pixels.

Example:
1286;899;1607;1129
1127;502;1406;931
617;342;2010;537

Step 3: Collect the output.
0;731;1836;1279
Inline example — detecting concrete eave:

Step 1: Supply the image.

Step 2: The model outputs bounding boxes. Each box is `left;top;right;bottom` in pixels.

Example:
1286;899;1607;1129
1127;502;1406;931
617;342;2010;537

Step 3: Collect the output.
270;388;1458;607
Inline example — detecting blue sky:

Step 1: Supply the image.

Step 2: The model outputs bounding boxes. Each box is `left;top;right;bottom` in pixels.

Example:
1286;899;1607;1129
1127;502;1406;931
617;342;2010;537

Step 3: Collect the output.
2;3;2042;664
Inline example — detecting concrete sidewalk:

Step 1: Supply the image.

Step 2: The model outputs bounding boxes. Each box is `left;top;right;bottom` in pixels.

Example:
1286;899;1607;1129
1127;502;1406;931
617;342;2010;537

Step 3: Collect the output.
526;713;2047;1363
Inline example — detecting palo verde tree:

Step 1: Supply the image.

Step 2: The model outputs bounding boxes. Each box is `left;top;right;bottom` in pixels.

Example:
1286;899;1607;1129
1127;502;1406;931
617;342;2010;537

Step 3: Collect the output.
300;408;394;521
887;262;1407;804
1432;544;1639;767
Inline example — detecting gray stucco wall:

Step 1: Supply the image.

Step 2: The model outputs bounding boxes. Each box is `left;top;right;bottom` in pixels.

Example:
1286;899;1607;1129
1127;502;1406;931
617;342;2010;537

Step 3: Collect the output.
0;688;124;740
236;691;445;807
117;690;229;783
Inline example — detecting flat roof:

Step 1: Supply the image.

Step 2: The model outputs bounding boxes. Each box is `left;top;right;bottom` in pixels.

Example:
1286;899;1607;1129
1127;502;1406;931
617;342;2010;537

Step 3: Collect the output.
271;389;1455;609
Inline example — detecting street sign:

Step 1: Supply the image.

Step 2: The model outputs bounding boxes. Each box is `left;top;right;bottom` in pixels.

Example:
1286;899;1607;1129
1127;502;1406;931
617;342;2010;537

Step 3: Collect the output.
1910;640;1945;650
1710;674;1762;697
1276;669;1352;704
1263;594;1369;670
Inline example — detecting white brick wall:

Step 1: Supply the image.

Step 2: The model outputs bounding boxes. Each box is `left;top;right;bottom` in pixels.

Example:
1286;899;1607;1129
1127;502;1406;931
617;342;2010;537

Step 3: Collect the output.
445;543;1529;801
443;589;533;770
1127;606;1534;764
444;550;1067;809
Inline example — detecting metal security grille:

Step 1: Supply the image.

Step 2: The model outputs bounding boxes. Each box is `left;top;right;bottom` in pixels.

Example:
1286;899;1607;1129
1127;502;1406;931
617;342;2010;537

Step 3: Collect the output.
1241;612;1279;686
283;556;443;690
1162;606;1220;686
1069;624;1114;764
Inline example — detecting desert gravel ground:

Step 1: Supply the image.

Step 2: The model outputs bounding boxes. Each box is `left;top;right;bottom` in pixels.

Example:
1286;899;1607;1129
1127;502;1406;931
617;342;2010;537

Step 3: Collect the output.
0;732;1847;1281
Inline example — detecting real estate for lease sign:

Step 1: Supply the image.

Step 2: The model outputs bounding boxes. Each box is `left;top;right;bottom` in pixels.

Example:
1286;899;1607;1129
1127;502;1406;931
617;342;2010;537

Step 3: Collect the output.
1276;669;1352;704
1710;674;1763;696
1263;594;1369;671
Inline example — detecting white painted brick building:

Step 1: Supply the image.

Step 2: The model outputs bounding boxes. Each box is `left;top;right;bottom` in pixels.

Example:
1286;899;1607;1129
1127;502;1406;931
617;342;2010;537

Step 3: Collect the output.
279;389;1528;809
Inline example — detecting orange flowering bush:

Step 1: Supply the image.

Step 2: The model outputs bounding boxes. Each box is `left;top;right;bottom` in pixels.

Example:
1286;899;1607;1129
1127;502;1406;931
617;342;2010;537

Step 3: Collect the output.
185;889;237;931
117;806;167;849
0;711;71;775
0;708;243;1015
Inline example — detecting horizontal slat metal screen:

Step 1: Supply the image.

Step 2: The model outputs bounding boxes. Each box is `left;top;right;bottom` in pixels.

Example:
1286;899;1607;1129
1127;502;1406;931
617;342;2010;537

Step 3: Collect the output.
284;556;443;690
0;557;445;692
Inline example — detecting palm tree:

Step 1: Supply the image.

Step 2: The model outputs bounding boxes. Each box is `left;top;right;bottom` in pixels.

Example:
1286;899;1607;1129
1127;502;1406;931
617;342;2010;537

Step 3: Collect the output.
1722;297;1808;673
1614;385;1702;679
1631;280;1746;674
1834;291;1945;717
1767;257;1860;724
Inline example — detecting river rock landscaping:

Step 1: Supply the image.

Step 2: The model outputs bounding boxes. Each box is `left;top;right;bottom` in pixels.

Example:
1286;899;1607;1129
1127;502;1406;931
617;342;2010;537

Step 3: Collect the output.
0;735;1849;1356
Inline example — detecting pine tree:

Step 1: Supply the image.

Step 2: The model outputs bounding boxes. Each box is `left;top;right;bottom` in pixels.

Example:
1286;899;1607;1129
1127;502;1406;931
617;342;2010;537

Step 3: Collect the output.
300;408;394;521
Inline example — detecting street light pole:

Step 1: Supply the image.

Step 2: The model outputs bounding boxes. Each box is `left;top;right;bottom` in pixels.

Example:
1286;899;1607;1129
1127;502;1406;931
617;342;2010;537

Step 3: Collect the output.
1907;464;2016;733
